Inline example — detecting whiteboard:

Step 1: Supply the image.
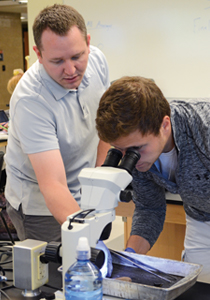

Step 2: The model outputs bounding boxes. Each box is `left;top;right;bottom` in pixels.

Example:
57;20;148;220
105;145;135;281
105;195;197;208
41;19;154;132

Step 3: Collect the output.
64;0;210;98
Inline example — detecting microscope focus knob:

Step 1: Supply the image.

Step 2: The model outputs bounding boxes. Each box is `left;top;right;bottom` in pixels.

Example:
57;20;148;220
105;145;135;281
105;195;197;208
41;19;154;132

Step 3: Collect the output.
40;241;62;264
120;189;133;202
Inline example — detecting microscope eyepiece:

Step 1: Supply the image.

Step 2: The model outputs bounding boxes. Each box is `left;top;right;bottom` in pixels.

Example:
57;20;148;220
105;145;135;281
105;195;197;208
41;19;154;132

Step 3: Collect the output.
118;147;140;174
102;147;140;174
102;148;123;167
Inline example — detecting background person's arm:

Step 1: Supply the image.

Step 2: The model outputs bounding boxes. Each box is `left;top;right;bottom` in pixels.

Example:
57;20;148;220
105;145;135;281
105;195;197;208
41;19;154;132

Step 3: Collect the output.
28;149;80;225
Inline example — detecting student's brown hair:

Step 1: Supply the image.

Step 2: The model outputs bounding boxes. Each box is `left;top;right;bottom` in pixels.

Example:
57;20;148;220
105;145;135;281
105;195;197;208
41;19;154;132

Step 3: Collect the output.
96;76;171;143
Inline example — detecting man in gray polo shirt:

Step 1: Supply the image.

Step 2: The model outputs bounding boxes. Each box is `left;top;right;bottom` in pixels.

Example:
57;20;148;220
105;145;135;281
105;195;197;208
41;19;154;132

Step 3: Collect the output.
5;4;110;242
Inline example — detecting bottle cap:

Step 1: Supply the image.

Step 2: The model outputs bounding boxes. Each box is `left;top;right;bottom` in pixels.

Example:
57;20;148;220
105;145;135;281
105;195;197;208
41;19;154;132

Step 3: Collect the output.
76;237;90;260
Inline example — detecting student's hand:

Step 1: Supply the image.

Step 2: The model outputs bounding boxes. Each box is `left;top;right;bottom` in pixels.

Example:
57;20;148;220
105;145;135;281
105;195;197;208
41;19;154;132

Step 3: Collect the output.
126;235;150;254
125;247;136;253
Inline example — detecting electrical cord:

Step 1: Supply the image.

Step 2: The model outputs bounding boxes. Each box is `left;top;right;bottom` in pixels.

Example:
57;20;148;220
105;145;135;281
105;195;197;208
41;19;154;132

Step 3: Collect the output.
0;261;12;266
44;283;62;291
0;252;12;262
0;277;13;283
0;244;13;300
0;285;14;291
0;282;14;300
1;269;12;273
0;242;13;247
0;266;5;276
0;288;13;300
40;291;56;300
0;265;12;283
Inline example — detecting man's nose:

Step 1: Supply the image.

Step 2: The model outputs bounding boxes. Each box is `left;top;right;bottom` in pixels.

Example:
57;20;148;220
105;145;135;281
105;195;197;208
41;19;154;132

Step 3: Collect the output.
64;60;76;75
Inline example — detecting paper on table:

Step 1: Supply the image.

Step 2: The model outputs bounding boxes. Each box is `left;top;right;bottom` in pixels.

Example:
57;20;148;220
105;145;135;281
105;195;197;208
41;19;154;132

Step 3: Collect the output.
0;131;8;140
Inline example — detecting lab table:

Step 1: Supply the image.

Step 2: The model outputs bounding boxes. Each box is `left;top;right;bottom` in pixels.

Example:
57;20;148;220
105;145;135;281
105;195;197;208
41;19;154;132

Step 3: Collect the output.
0;133;8;148
1;261;210;300
0;260;208;300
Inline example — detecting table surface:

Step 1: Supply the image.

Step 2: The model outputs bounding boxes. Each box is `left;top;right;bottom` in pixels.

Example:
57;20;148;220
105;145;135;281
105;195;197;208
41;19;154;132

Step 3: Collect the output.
1;260;209;300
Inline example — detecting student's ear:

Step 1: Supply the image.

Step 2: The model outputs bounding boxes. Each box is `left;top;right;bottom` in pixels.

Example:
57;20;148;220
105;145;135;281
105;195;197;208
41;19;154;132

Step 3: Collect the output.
161;116;171;131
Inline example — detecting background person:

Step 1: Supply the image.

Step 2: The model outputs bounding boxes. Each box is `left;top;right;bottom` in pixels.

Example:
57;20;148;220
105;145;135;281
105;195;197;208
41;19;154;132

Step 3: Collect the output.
5;4;110;243
7;69;24;95
5;68;24;125
96;76;210;283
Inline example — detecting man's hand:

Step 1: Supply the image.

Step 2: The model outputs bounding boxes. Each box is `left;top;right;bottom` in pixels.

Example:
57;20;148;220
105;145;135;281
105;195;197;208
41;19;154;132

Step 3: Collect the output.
126;235;150;254
28;149;80;224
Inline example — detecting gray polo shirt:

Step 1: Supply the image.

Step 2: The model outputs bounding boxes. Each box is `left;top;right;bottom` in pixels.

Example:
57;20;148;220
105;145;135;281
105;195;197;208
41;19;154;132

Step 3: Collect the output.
5;45;109;215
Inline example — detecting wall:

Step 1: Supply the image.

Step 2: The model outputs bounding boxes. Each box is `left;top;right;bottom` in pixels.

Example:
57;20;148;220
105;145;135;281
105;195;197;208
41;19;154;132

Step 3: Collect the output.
0;12;23;109
64;0;210;98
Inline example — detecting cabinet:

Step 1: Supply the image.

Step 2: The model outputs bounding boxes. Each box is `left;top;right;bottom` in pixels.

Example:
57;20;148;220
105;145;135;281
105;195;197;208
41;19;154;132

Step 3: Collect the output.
115;199;186;261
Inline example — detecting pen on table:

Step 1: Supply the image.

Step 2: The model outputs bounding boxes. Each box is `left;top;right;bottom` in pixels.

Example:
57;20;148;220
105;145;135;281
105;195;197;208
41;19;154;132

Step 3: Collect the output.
0;124;8;131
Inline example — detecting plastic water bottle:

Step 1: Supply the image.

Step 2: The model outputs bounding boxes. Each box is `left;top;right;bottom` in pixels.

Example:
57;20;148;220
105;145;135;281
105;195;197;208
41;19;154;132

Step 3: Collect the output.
65;237;103;300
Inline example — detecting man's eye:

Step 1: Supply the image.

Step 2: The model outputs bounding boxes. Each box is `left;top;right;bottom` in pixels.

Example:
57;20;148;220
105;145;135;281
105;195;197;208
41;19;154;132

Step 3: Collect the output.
72;51;84;60
52;60;63;64
72;55;80;61
132;147;141;151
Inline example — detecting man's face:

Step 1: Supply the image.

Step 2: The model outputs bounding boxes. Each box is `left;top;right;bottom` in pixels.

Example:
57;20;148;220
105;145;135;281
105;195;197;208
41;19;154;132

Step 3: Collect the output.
33;26;90;89
111;119;172;172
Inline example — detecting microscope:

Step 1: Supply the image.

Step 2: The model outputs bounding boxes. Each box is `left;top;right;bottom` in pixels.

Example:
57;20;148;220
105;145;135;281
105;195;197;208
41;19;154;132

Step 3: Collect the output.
62;147;140;287
13;147;140;297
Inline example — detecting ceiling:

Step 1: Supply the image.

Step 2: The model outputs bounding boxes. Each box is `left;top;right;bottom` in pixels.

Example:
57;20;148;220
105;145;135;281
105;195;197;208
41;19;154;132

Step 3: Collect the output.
0;0;27;22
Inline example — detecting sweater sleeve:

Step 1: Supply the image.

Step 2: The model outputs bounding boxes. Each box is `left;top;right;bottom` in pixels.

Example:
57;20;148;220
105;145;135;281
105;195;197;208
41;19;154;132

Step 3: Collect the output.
131;169;166;248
